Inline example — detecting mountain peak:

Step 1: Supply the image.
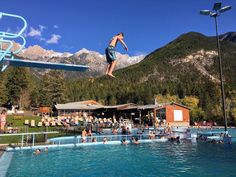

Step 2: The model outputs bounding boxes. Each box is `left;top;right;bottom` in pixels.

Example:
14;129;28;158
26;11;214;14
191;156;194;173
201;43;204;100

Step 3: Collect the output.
75;48;90;55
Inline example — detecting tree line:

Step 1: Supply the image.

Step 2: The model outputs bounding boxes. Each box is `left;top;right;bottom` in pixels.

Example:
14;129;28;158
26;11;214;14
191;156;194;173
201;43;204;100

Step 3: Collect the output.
0;67;235;126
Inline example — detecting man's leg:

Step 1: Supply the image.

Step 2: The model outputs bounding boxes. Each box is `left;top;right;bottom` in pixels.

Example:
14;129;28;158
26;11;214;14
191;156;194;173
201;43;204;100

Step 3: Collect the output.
105;63;111;75
108;60;117;77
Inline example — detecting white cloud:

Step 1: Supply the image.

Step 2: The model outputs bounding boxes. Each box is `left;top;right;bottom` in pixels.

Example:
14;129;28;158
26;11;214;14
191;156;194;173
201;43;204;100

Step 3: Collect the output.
46;34;61;44
28;27;42;37
6;28;12;33
39;25;47;31
53;25;59;29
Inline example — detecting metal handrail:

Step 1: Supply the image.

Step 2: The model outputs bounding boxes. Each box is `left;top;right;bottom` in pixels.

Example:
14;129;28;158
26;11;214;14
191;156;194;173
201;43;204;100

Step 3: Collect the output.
0;131;59;136
0;12;27;39
0;38;13;61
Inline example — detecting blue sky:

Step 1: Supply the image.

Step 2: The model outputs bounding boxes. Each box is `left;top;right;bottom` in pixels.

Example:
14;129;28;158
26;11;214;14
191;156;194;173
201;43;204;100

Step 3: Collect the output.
1;0;235;56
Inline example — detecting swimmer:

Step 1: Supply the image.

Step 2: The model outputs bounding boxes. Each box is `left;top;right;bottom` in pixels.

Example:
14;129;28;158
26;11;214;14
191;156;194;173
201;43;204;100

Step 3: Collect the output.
34;149;41;155
103;137;108;144
44;147;48;153
121;139;128;145
92;137;97;142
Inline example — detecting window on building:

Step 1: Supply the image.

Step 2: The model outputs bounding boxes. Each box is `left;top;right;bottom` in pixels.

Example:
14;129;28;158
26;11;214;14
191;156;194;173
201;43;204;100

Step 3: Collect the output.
174;110;183;121
156;108;166;120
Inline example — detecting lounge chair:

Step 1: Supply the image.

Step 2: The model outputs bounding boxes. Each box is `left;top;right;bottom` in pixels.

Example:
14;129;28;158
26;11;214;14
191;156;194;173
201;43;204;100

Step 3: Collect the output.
24;119;29;125
50;121;56;126
37;122;42;127
56;121;62;126
30;120;35;127
44;122;50;127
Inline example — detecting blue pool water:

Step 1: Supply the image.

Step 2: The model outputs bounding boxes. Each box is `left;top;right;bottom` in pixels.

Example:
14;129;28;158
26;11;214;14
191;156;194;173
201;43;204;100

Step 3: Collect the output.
5;140;236;177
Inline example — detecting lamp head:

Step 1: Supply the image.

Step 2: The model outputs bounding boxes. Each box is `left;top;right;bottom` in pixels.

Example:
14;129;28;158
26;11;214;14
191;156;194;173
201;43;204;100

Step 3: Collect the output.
0;12;2;19
200;10;211;15
210;12;218;17
213;2;222;11
219;6;232;13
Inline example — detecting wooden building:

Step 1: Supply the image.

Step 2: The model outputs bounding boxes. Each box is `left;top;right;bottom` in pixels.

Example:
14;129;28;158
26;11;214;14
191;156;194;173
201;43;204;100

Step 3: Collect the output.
138;103;190;127
54;100;190;127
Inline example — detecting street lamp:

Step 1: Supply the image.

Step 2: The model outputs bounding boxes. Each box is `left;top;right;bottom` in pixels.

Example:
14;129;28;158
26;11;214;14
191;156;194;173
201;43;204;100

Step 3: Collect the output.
200;2;232;133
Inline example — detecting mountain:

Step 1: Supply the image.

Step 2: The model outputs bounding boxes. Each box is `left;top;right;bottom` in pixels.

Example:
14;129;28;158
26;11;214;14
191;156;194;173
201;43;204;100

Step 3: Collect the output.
2;31;236;123
220;32;236;43
17;45;145;77
70;32;236;122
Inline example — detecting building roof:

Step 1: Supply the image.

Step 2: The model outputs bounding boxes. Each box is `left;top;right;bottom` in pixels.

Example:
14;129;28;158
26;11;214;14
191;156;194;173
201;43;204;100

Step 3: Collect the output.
137;102;191;110
55;100;104;110
103;103;137;110
54;101;191;111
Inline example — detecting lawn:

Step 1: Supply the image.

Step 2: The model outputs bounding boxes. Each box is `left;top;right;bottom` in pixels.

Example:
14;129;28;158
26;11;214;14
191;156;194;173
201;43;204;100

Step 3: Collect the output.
0;115;83;145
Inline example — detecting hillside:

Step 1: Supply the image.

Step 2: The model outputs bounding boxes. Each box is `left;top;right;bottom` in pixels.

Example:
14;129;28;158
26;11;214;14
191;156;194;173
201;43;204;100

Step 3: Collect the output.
1;32;235;124
69;32;236;122
77;32;236;95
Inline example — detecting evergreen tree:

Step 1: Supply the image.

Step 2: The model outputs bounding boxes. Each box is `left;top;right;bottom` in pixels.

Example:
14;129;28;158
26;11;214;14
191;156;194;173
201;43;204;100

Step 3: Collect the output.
5;67;29;106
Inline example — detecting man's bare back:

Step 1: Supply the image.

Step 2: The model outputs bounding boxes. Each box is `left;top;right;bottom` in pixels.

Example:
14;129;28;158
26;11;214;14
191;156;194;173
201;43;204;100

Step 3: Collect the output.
109;35;128;50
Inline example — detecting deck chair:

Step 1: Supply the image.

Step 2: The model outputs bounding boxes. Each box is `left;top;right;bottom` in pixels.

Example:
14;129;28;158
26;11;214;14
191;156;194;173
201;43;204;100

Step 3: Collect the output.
24;119;29;125
37;122;42;127
30;120;35;127
56;121;62;126
50;121;56;126
44;122;50;127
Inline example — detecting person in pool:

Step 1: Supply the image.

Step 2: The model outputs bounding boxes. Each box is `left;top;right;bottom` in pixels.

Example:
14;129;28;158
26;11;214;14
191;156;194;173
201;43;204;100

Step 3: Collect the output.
34;149;41;155
130;137;140;145
44;147;48;153
103;137;108;144
105;32;128;78
121;139;128;145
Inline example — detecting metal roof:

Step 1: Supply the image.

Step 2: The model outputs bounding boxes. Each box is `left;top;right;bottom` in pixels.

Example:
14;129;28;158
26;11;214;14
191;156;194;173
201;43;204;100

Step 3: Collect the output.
55;100;104;110
55;101;191;111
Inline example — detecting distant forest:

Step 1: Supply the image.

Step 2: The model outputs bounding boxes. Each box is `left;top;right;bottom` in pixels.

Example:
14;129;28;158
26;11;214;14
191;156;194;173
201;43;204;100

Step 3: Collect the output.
0;67;235;126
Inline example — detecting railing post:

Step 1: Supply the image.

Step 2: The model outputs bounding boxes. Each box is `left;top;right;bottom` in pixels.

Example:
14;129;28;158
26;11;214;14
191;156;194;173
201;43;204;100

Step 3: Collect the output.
21;134;24;147
32;134;35;146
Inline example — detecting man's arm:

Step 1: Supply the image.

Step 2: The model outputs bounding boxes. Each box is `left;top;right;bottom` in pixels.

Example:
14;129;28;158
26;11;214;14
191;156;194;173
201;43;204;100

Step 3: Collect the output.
118;38;128;51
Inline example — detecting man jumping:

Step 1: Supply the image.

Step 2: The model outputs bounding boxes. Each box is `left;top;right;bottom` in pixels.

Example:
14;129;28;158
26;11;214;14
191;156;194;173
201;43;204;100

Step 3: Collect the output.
105;32;128;78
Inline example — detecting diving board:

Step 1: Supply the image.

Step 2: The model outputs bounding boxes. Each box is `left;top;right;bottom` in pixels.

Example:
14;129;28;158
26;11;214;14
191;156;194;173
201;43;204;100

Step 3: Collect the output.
2;58;88;71
0;12;89;72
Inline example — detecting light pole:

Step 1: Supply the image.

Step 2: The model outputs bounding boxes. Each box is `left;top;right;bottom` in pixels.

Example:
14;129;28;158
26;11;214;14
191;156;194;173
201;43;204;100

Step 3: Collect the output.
200;2;232;133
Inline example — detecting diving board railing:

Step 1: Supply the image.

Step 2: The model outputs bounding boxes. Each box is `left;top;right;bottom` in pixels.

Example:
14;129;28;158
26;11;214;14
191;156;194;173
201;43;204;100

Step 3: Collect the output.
0;12;89;72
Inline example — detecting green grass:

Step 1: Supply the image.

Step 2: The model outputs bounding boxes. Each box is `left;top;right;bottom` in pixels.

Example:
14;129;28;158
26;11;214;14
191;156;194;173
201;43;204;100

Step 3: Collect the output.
0;115;84;145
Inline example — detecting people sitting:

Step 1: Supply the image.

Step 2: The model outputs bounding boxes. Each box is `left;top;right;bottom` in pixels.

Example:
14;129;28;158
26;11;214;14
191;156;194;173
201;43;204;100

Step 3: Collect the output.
112;128;118;135
87;129;92;136
121;126;127;135
149;131;156;139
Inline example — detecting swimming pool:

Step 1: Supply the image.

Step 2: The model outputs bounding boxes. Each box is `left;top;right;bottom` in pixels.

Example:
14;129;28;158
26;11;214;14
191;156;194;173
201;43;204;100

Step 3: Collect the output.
3;140;236;177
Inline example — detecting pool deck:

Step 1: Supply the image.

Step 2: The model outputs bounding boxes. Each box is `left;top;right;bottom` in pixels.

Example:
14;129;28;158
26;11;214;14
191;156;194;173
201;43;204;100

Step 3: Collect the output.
0;145;7;158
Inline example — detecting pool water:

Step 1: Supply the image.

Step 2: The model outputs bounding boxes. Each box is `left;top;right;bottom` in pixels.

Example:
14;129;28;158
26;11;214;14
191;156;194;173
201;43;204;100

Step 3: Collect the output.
5;141;236;177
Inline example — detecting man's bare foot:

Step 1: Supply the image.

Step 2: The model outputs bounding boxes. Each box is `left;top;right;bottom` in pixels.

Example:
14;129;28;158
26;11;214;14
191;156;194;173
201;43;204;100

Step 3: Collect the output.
107;73;116;78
